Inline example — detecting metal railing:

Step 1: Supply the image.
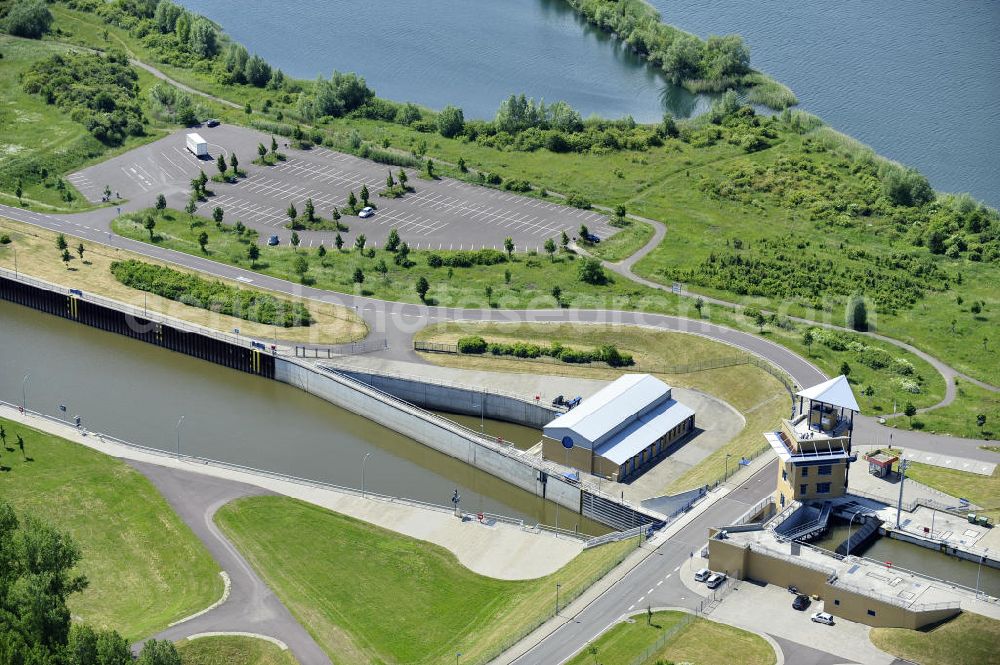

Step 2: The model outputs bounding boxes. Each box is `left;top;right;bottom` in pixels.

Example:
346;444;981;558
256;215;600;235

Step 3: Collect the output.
626;613;696;665
827;579;961;612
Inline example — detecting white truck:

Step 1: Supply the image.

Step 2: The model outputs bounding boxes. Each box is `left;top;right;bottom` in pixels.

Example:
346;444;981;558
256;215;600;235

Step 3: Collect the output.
185;133;208;158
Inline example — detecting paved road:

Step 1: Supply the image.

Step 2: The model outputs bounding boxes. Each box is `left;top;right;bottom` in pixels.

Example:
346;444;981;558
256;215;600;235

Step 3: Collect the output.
508;461;848;665
127;460;332;665
2;200;997;462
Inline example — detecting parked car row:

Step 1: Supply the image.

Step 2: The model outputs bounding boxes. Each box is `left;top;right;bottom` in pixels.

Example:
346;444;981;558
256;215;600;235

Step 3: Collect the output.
693;568;727;589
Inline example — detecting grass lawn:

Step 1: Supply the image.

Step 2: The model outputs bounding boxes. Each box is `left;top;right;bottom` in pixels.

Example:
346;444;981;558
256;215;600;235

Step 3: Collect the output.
176;636;298;665
888;379;1000;440
904;463;999;522
870;612;1000;665
0;33;171;210
564;610;775;665
415;321;789;492
0;217;366;344
585;219;655;263
215;496;637;665
0;416;222;639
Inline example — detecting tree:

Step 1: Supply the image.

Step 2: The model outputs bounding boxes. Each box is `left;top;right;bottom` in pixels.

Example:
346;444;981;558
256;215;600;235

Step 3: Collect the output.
847;293;868;331
386;171;395;189
257;142;267;159
457;157;467;172
416;276;430;302
840;362;852;377
544;237;557;261
347;191;358;211
76;242;85;261
293;255;309;282
355;234;366;251
304;198;315;223
484;284;493;306
56;233;68;251
189;18;219;58
270;135;278;154
504;236;515;259
185;198;197;215
395;241;410;266
659;112;679;138
136;639;182;665
16;434;25;459
15;179;23;203
437;105;465;138
385;228;401;253
375;258;388;276
398;169;408;188
360;184;370;206
4;0;54;39
290;231;300;251
803;329;814;356
578;258;606;285
352;267;365;284
197;231;208;252
68;624;131;665
247;243;260;267
286;202;298;225
230;153;239;172
551;284;562;305
976;414;987;430
317;243;327;258
216;153;227;174
335;233;344;251
331;207;341;222
753;310;766;333
971;301;983;315
425;159;435;178
155;193;167;212
213;206;224;225
579;224;590;241
560;230;570;249
61;248;72;267
694;297;705;317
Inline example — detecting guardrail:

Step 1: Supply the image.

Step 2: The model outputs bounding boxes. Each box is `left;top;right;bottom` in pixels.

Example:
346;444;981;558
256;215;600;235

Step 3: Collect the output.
0;398;593;543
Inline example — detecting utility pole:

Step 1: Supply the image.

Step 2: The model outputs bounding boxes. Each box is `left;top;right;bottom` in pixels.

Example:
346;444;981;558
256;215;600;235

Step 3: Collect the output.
896;459;909;528
175;415;185;458
361;452;371;498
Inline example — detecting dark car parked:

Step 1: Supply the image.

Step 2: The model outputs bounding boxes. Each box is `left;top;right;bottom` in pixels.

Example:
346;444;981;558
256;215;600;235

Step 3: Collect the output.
792;594;811;611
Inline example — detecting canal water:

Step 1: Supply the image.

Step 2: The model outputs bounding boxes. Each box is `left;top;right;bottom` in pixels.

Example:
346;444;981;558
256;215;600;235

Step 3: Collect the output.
178;0;999;204
810;518;1000;597
0;300;607;534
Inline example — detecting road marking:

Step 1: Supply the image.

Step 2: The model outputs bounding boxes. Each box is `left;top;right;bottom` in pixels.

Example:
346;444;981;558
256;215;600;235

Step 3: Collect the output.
647;588;654;594
665;574;671;579
656;580;663;586
627;604;634;611
673;566;680;572
637;595;645;603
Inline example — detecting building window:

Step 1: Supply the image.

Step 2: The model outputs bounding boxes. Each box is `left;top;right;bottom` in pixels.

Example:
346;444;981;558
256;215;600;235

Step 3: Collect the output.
834;599;840;606
819;465;832;475
801;467;809;477
782;469;788;481
799;484;808;495
817;482;831;494
780;493;785;507
867;609;876;617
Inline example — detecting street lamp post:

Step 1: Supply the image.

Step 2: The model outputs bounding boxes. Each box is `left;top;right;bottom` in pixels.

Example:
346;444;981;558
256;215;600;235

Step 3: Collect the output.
21;374;29;412
175;415;185;458
976;549;988;599
724;453;732;482
896;459;909;528
361;452;371;498
555;582;562;616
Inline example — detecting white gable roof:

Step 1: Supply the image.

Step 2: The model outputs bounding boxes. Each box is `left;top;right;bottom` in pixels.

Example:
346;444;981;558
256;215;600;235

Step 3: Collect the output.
544;374;669;444
796;375;860;413
594;399;695;465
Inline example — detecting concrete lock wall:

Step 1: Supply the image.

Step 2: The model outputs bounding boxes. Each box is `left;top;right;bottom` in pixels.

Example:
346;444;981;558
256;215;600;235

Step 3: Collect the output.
333;369;559;430
276;359;582;513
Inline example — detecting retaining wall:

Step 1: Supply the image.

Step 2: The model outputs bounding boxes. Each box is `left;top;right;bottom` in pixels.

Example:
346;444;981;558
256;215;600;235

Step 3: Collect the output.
329;367;559;429
881;527;1000;570
276;359;583;512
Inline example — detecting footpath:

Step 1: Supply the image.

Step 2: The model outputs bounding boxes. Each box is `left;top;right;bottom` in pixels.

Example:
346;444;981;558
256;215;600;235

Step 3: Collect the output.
0;402;582;580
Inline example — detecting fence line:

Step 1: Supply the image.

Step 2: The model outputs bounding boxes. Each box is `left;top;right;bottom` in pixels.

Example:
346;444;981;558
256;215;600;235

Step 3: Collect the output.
626;613;696;665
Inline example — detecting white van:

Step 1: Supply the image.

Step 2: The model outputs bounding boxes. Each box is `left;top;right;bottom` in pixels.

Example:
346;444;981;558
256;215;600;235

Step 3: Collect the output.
694;568;711;582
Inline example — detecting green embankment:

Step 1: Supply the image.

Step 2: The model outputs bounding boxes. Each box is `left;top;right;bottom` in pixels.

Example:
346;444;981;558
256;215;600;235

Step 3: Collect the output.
0;416;222;639
905;463;999;522
0;33;171;210
564;610;775;665
176;636;298;665
889;379;1000;440
870;612;1000;665
215;495;637;665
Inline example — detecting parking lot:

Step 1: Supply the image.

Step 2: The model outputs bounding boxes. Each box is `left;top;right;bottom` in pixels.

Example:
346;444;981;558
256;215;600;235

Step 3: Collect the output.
70;125;616;251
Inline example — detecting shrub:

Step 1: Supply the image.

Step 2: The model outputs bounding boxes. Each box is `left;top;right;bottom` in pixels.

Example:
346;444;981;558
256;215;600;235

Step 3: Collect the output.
566;193;592;209
0;234;10;244
110;259;312;327
3;0;53;38
578;258;607;285
456;336;487;354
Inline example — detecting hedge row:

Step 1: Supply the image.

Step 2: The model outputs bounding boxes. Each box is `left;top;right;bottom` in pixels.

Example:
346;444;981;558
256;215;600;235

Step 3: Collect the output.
456;336;633;367
110;259;313;327
426;249;508;268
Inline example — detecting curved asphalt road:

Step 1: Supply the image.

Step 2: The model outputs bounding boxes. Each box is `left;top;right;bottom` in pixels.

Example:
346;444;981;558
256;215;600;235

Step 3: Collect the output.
126;460;331;665
1;199;997;462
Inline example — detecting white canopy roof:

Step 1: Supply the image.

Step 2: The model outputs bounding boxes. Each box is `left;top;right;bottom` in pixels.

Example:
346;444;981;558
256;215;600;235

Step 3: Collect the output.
796;375;860;413
593;399;695;465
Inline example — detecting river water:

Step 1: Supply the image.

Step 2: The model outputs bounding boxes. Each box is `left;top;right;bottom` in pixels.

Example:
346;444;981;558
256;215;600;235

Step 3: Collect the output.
179;0;998;204
0;300;606;534
811;518;1000;597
